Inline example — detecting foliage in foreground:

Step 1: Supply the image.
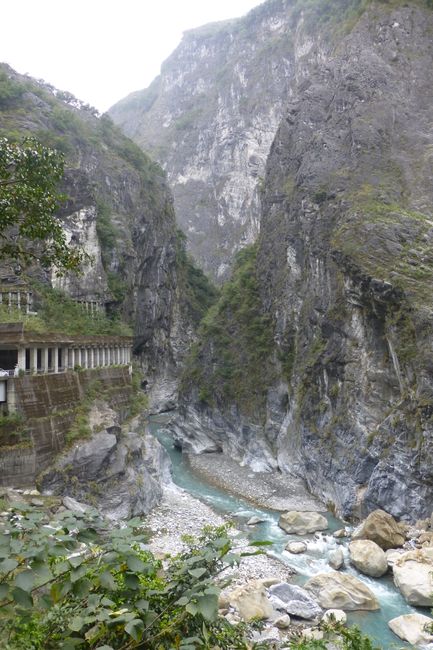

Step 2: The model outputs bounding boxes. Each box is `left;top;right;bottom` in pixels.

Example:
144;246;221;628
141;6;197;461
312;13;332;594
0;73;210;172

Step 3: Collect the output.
0;504;265;649
0;137;83;273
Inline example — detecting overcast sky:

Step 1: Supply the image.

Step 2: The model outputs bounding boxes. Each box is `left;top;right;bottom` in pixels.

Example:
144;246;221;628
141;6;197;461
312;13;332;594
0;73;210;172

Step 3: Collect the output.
0;0;262;113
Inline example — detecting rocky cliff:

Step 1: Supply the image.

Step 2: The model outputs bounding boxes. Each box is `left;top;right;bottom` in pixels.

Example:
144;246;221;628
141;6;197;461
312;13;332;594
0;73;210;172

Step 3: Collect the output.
173;0;433;522
0;65;216;404
109;0;296;281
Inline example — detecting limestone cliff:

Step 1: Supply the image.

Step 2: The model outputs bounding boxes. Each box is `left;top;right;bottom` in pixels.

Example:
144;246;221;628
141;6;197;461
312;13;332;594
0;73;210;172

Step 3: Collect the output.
109;0;296;280
0;65;216;402
173;0;433;522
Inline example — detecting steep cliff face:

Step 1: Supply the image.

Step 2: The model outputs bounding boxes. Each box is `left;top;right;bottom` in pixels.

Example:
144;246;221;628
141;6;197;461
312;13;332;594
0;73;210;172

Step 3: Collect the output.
109;0;297;280
174;0;433;522
0;65;210;401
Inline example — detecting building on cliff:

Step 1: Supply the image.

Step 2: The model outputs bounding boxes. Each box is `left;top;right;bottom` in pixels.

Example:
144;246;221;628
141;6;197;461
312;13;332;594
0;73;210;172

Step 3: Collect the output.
0;322;132;413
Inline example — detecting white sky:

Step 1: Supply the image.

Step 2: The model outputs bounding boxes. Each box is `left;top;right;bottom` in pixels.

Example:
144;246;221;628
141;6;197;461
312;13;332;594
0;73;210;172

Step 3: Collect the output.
0;0;262;113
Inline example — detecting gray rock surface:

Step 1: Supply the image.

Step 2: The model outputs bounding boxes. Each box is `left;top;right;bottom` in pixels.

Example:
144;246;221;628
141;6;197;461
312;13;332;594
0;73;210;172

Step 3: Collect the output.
171;0;433;523
268;583;322;620
40;409;170;520
109;1;296;281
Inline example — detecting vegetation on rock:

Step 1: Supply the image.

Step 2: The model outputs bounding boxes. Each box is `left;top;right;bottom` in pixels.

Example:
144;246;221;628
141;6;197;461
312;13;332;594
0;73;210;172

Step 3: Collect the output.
182;244;274;415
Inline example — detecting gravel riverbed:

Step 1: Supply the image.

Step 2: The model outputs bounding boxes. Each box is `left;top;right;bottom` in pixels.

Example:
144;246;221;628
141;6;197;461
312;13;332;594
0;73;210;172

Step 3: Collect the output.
145;482;292;587
186;452;325;512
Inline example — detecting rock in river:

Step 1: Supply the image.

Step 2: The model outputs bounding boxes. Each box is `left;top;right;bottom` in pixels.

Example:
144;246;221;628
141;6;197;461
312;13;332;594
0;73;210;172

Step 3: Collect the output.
349;539;388;577
393;547;433;606
352;509;405;550
279;511;328;535
304;572;379;611
388;613;433;646
268;583;322;620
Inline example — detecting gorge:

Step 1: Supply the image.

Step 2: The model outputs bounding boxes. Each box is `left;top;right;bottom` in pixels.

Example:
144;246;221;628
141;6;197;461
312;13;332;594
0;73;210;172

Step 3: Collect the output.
1;0;433;647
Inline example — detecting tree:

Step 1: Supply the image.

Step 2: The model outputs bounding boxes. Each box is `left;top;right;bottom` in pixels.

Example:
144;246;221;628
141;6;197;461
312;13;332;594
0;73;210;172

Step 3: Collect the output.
0;137;83;273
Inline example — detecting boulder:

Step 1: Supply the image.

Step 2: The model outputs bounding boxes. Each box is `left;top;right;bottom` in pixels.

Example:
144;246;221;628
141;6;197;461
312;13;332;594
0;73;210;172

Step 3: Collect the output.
352;510;405;550
268;582;322;619
247;516;265;525
304;572;380;611
286;541;307;554
322;609;347;625
333;528;348;539
279;511;328;535
228;580;274;621
349;540;388;577
393;547;433;606
328;548;344;570
274;614;291;629
385;549;405;567
388;613;433;645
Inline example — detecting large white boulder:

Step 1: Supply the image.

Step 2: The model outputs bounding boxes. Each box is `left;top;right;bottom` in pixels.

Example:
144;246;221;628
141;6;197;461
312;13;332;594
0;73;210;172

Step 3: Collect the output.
393;547;433;606
352;509;405;549
227;580;274;621
322;609;347;625
388;613;433;645
349;539;388;577
279;511;328;535
304;572;379;611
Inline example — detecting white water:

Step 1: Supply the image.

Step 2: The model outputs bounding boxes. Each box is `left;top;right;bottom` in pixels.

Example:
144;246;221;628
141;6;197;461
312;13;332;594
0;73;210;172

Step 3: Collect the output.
151;422;431;649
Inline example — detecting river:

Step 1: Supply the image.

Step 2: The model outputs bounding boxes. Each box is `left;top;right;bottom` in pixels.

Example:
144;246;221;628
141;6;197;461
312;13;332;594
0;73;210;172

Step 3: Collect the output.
150;420;428;649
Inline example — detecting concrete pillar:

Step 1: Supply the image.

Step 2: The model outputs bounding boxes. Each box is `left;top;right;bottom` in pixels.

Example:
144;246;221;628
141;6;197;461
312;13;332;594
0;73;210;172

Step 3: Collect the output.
43;347;49;373
17;291;21;310
30;347;37;374
17;347;26;372
82;348;87;369
53;347;59;373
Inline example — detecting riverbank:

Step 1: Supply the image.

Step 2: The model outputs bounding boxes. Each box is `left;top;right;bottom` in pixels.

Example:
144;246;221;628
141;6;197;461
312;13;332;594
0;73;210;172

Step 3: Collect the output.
186;451;325;512
145;482;293;587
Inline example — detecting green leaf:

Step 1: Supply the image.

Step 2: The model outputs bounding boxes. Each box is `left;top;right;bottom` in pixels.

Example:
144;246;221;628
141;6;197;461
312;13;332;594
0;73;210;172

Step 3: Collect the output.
99;570;116;591
125;618;144;642
0;583;9;599
72;578;93;598
188;567;207;579
176;596;189;606
124;573;140;590
12;586;33;608
126;555;146;573
69;616;85;632
0;557;18;574
69;554;84;568
135;598;149;612
196;593;218;622
14;569;35;592
248;540;273;546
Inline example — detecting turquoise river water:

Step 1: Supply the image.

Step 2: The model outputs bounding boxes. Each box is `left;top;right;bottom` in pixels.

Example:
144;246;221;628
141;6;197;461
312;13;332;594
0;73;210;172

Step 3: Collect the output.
150;420;428;649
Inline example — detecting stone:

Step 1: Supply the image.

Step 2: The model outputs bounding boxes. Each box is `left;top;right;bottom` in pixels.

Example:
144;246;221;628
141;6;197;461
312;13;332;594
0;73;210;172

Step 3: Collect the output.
304;572;379;611
392;547;433;606
228;580;274;621
322;609;347;625
388;613;433;645
247;516;265;525
333;528;348;539
349;540;388;577
419;531;433;546
286;541;307;554
269;582;322;620
63;496;89;514
385;549;405;567
302;629;324;641
352;510;405;550
274;614;291;629
328;548;344;570
30;498;44;507
279;511;328;535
